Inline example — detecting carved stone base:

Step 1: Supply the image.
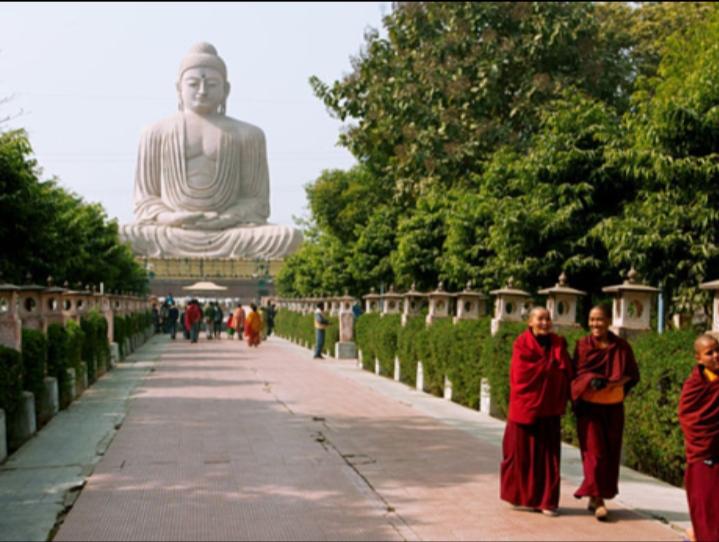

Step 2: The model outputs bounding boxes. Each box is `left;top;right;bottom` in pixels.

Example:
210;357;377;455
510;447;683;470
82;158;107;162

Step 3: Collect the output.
416;361;424;391
110;343;120;367
334;341;356;360
443;376;453;401
38;377;59;427
9;391;36;451
480;378;492;416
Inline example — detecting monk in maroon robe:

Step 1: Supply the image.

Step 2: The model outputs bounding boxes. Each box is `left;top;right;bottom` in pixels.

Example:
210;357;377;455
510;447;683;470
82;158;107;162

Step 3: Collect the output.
678;334;719;542
500;307;572;516
571;305;639;521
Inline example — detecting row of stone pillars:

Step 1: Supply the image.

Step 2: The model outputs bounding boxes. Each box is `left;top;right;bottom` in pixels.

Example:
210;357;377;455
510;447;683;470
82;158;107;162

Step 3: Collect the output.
0;276;151;464
0;276;148;352
277;269;674;339
275;269;719;417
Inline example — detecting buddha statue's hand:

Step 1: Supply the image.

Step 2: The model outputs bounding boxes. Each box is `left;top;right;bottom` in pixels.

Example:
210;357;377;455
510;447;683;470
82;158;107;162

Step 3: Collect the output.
191;212;243;231
156;211;205;227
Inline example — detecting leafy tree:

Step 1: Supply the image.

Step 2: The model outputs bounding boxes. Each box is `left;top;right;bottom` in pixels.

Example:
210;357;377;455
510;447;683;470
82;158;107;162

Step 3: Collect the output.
595;9;719;312
311;2;634;201
625;2;717;81
280;1;719;309
306;165;392;244
444;91;625;297
0;129;148;293
391;189;451;290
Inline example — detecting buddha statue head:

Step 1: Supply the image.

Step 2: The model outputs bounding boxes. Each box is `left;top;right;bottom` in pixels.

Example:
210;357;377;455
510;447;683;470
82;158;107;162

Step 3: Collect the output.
176;42;230;115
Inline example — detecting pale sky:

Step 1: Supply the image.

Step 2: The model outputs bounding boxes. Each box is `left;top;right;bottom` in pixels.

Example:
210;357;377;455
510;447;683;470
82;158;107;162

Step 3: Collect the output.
0;2;388;228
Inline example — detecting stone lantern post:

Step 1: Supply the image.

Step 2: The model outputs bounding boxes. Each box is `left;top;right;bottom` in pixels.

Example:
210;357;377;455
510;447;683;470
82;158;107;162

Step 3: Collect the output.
0;279;21;351
63;285;92;323
454;281;488;324
98;290;114;343
329;296;341;317
490;278;532;336
699;279;719;336
602;268;659;339
120;294;131;317
402;283;427;327
381;285;403;317
17;275;46;331
108;292;122;317
363;288;381;314
40;277;67;331
335;292;358;359
426;282;454;326
537;272;586;329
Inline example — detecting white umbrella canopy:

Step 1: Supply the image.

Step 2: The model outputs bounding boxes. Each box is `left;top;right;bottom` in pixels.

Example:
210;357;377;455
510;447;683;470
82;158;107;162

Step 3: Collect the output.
182;281;228;292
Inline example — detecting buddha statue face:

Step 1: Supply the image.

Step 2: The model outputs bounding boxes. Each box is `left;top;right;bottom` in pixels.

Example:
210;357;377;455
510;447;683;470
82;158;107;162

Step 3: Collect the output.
177;66;230;115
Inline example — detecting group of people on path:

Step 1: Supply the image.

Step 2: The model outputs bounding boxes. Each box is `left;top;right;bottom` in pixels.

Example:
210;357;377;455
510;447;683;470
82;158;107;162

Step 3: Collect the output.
501;304;719;542
152;298;276;347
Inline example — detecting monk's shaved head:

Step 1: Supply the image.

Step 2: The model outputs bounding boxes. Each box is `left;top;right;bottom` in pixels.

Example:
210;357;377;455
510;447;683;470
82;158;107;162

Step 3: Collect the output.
528;306;550;320
694;334;719;355
589;304;612;320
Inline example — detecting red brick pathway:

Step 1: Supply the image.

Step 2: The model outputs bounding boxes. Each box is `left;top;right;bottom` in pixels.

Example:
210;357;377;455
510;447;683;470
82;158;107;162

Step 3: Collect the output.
55;336;681;541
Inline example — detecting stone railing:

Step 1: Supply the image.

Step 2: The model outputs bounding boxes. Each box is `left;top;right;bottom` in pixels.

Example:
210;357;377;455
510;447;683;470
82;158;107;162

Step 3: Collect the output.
273;268;719;418
0;276;153;463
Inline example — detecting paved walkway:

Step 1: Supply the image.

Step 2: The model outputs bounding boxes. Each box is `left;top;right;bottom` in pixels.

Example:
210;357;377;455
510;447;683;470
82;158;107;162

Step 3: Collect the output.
53;335;684;541
0;343;161;542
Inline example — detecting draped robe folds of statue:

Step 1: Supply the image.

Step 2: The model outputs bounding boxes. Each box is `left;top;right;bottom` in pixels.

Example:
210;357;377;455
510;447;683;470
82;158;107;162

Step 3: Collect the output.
119;113;303;259
679;364;719;542
500;330;572;510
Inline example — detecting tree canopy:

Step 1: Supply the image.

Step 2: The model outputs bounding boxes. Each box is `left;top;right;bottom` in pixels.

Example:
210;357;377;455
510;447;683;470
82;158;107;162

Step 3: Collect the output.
278;1;719;316
0;129;148;293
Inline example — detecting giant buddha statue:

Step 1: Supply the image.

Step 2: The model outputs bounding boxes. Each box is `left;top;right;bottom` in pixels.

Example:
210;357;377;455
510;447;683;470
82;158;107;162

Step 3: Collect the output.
120;42;303;259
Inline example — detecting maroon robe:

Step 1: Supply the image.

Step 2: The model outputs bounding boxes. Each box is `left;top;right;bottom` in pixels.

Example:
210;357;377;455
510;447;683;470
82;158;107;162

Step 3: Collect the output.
571;332;639;500
679;365;719;542
500;330;572;510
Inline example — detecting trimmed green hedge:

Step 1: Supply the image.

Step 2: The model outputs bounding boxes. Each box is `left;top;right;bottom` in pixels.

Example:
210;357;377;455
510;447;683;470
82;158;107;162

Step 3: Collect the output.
21;329;47;412
623;329;695;487
0;345;23;415
66;319;86;387
355;313;379;370
81;311;110;382
114;315;127;357
357;315;490;407
114;311;152;358
397;316;425;386
274;310;339;356
47;323;73;409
